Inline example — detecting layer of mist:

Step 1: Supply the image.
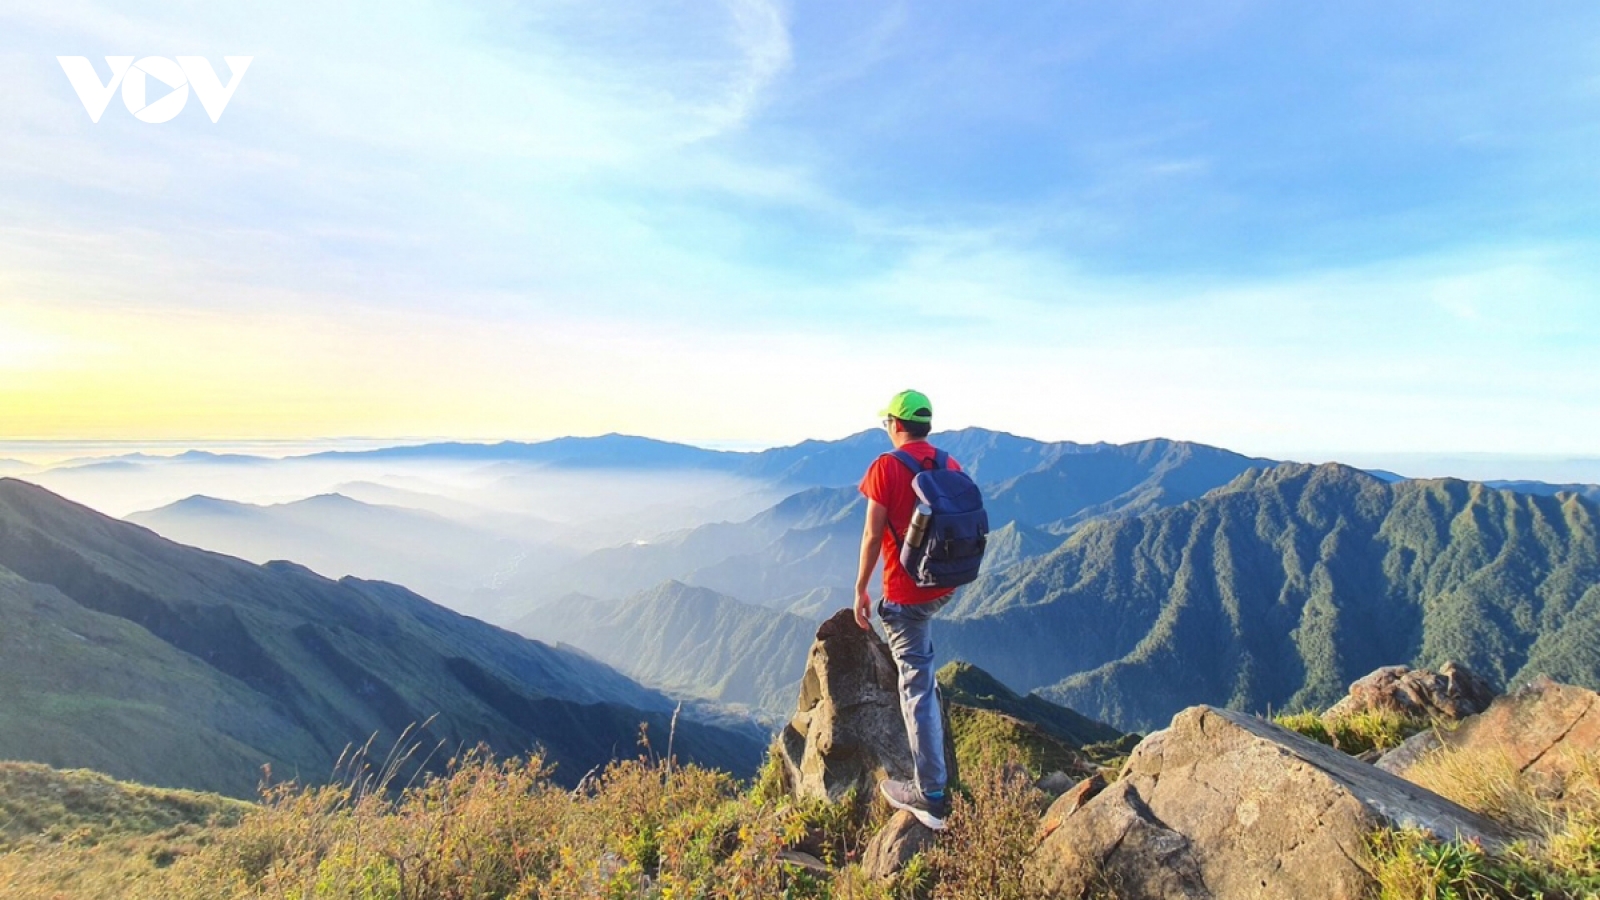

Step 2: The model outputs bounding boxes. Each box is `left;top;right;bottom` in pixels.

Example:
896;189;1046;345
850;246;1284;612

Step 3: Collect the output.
17;441;797;624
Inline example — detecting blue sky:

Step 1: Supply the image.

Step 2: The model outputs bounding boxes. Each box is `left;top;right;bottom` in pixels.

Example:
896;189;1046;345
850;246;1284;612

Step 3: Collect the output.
1;1;1597;460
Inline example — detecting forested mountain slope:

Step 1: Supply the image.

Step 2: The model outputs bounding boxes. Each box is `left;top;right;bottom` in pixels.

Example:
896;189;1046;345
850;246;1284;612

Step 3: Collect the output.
0;479;764;797
933;464;1600;730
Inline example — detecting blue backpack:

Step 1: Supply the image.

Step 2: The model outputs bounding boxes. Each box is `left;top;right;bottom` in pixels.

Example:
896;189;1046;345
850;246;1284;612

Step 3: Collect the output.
886;448;989;588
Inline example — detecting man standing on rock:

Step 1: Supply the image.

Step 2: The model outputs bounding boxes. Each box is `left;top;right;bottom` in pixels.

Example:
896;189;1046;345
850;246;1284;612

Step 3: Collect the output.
854;389;964;830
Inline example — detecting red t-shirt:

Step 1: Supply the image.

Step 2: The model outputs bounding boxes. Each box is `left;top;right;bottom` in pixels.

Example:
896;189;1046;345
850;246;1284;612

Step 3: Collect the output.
858;440;963;605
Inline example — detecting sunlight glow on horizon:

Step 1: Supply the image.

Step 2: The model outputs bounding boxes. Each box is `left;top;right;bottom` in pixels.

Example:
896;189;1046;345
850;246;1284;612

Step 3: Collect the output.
2;2;1597;456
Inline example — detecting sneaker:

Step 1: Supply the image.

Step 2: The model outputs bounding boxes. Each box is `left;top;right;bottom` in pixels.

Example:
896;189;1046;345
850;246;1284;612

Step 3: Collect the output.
879;778;949;831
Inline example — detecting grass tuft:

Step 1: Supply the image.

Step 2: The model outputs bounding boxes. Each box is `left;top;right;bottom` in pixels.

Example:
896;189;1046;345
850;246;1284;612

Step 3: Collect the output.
1273;708;1427;756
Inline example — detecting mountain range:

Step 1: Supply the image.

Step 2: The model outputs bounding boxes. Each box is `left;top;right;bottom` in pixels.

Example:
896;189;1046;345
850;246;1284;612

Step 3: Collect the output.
932;463;1600;730
504;435;1279;618
297;429;1149;487
516;459;1600;734
11;427;1600;759
1486;480;1600;505
0;478;764;798
83;430;1284;626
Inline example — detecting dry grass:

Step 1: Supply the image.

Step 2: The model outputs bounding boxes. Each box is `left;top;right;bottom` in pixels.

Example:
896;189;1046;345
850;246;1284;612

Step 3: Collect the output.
1270;704;1600;899
141;749;819;900
2;744;1070;900
924;755;1051;900
0;762;249;900
1370;743;1600;899
1404;745;1558;841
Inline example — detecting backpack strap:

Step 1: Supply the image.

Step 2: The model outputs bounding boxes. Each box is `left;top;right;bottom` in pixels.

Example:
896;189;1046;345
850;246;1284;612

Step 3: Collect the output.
879;450;930;548
886;449;920;474
879;448;949;549
886;449;942;474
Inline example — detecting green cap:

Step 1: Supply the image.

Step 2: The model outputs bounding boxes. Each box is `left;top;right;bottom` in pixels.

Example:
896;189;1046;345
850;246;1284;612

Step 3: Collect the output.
879;389;933;423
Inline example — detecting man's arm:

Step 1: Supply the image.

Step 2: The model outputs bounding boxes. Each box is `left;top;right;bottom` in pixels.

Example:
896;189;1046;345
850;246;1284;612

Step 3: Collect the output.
854;498;889;630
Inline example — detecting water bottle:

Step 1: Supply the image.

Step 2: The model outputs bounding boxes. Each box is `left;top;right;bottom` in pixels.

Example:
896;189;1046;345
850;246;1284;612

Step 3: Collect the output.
906;503;932;547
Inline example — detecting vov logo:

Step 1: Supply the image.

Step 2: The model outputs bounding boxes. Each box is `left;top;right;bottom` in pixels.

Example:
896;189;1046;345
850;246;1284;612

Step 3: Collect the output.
58;56;252;123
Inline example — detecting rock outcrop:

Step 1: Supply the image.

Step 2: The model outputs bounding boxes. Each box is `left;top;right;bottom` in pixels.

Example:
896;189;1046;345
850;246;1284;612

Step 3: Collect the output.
1039;771;1107;838
1031;706;1511;900
1323;662;1497;724
777;610;920;804
862;810;936;881
1379;676;1600;790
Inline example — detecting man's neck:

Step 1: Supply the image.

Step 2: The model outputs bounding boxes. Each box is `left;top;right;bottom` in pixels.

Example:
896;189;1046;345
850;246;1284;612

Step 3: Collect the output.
891;435;929;450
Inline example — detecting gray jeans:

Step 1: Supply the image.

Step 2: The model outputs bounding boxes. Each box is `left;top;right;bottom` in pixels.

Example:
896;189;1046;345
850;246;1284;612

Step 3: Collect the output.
878;595;953;795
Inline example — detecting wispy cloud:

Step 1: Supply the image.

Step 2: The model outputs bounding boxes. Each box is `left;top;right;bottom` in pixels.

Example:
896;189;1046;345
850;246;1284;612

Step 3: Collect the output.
1;1;1597;454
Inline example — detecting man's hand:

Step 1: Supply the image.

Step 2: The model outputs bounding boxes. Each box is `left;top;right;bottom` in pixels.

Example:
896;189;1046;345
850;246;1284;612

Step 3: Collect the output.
855;498;888;631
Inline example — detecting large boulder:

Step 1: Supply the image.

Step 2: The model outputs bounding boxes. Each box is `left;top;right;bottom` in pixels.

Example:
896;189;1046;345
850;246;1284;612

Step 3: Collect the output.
1036;778;1210;900
777;610;919;804
1323;662;1497;723
1031;706;1511;900
1379;676;1600;789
